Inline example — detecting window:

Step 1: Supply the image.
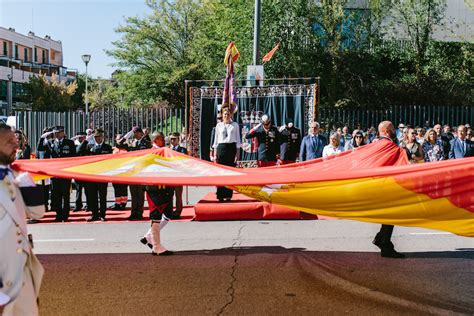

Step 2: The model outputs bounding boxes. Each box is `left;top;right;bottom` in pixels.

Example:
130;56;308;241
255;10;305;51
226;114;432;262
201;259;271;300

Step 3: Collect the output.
15;45;18;59
42;50;45;64
34;47;37;62
24;48;28;62
2;42;6;56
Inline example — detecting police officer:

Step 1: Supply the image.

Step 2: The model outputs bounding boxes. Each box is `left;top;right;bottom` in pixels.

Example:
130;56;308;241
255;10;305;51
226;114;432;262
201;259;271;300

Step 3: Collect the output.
36;127;54;211
278;118;301;164
73;131;89;212
128;126;152;220
245;114;279;167
50;126;76;222
85;129;113;222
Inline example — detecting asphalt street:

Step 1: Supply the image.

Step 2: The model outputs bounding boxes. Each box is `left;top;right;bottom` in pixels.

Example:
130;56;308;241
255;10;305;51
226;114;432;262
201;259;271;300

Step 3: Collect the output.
29;219;474;315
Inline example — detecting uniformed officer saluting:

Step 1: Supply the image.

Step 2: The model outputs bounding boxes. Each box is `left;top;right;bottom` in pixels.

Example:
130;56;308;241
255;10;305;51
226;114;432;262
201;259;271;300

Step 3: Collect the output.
50;126;76;222
86;128;113;222
245;114;280;167
278;118;302;165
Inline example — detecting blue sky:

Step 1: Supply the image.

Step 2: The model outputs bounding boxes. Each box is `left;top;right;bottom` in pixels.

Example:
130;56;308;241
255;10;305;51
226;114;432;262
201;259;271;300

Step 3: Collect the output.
0;0;151;78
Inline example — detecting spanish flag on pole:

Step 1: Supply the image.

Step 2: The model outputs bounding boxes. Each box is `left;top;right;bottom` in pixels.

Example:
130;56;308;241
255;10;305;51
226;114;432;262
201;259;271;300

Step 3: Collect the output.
262;42;280;63
224;42;240;65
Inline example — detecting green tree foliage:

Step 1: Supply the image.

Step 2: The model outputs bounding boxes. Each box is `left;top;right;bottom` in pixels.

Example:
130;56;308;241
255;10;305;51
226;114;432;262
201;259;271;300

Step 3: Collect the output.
22;74;78;111
108;0;472;109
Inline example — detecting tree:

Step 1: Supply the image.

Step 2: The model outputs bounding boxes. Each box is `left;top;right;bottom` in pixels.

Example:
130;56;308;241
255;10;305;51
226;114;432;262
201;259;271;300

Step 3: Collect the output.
108;0;204;107
22;74;78;111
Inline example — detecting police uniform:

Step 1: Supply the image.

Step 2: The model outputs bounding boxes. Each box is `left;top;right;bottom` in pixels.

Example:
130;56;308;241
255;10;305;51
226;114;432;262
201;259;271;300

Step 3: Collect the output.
50;126;76;222
0;168;44;315
279;124;301;164
245;123;279;167
85;132;113;221
36;130;54;211
74;134;89;212
129;128;152;220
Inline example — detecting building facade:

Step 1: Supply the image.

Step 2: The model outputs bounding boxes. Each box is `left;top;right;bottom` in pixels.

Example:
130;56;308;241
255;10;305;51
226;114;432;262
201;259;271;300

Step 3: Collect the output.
0;27;77;115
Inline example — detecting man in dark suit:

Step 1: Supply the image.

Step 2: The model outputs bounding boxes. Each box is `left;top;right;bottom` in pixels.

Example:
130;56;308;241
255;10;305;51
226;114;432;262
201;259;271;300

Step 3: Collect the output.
245;114;280;167
50;126;76;222
86;129;113;221
169;132;187;219
128;126;152;220
278;118;301;165
372;121;405;259
299;121;326;161
449;125;474;159
73;132;89;212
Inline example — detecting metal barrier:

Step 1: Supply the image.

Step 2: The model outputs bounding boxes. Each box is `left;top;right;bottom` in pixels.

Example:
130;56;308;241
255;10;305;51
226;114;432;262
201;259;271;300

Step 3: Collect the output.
15;107;185;151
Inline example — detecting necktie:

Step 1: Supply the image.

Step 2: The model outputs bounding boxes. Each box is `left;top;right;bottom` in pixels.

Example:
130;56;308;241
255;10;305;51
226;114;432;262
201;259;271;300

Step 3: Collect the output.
0;168;11;180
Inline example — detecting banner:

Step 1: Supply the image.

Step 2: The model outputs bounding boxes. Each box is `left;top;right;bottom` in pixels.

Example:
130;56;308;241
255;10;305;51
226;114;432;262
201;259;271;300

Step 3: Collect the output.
12;140;474;237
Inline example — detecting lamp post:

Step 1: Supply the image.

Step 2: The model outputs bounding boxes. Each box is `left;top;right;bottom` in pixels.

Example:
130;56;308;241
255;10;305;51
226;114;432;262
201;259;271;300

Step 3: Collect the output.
6;72;12;116
81;54;91;113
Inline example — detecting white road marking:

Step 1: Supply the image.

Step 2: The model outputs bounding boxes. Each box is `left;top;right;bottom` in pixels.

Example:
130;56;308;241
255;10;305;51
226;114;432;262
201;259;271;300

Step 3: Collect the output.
35;239;95;242
409;232;451;235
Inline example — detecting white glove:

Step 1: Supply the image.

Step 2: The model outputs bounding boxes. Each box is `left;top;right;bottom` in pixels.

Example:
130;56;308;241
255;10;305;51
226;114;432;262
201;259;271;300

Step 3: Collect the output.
279;125;286;132
123;130;134;140
41;131;54;138
15;172;36;188
250;123;262;133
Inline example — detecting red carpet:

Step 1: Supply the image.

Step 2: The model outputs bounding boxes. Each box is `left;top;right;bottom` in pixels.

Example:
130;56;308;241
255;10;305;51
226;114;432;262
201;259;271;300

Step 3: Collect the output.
194;192;318;221
34;205;196;224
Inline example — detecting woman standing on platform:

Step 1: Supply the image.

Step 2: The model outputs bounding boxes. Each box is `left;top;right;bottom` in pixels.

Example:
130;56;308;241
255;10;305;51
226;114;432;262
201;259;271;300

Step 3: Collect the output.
212;106;241;202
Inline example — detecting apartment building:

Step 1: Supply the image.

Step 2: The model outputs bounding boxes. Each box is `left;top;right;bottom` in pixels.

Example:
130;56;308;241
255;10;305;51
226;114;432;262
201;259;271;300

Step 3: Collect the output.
0;27;77;114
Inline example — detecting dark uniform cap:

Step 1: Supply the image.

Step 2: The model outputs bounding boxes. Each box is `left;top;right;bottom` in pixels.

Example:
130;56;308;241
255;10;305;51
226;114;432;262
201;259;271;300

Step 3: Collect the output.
76;131;87;136
285;118;294;125
94;128;104;136
53;126;65;133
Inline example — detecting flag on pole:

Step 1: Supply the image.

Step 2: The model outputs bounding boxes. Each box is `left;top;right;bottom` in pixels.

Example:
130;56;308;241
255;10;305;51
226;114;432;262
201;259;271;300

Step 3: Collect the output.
262;42;280;63
222;42;239;114
224;42;240;65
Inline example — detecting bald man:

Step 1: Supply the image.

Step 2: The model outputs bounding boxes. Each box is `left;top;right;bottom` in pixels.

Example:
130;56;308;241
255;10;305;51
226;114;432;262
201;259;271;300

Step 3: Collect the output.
372;121;405;259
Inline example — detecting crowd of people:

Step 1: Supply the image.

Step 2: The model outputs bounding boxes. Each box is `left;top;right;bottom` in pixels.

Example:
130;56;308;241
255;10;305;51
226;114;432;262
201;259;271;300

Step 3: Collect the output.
26;125;188;224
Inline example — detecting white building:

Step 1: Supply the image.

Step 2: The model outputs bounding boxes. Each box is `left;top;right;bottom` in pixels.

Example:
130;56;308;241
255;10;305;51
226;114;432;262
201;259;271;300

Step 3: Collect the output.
0;27;77;114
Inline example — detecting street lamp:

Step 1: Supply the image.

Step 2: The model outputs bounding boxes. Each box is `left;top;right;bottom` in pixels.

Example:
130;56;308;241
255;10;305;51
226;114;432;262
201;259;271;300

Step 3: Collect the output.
81;54;91;113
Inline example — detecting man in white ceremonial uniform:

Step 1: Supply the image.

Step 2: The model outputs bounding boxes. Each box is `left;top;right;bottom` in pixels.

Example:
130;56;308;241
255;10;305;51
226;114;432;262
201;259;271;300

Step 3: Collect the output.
0;123;45;315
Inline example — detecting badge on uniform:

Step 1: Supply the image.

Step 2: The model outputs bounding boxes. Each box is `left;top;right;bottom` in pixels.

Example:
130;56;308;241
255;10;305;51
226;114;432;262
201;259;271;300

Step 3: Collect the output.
268;131;275;138
291;133;298;140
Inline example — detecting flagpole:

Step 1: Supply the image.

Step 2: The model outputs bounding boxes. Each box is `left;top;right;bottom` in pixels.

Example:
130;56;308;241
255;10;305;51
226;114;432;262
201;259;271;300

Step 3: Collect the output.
252;0;261;65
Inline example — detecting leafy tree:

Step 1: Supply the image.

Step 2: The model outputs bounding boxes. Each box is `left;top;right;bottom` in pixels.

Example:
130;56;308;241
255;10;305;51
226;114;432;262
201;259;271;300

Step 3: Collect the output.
22;74;78;111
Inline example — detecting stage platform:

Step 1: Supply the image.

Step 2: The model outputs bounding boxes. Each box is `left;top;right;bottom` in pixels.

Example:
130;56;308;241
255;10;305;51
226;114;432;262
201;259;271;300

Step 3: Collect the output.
193;192;318;221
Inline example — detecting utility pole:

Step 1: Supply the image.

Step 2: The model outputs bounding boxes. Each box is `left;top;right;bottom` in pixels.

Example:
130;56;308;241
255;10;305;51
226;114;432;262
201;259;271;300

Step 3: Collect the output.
252;0;262;65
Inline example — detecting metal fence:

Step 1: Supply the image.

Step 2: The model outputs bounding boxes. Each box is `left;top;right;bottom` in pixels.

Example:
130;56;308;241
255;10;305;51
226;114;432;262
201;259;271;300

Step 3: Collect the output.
317;105;474;131
15;107;185;151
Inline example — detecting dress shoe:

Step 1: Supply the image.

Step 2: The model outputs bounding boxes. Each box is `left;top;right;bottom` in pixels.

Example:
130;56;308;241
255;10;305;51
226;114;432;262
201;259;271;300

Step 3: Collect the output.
120;203;127;209
27;219;39;224
53;217;62;222
381;248;405;259
73;208;82;212
172;211;182;220
109;204;124;210
87;216;101;222
152;250;173;256
140;237;153;249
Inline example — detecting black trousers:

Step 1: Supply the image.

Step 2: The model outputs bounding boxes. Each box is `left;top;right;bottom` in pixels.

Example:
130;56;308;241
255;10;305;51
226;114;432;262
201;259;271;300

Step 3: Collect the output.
51;178;72;220
130;184;145;216
113;183;128;198
216;143;237;200
74;180;86;210
41;180;50;210
376;224;394;249
86;182;108;218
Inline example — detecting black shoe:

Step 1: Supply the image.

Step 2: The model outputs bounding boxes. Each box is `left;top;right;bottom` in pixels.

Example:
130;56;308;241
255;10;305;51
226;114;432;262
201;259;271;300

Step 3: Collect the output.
27;219;39;224
120;203;127;209
140;237;153;249
381;248;405;259
73;208;82;212
172;211;181;220
53;217;62;222
152;250;173;256
87;216;101;222
372;234;394;250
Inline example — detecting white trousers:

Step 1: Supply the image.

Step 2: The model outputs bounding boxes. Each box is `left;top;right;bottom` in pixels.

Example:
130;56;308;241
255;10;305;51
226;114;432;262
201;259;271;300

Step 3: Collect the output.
3;267;38;316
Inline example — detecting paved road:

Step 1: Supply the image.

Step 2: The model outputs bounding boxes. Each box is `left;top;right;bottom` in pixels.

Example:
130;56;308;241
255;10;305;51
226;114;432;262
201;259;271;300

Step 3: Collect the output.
29;220;474;315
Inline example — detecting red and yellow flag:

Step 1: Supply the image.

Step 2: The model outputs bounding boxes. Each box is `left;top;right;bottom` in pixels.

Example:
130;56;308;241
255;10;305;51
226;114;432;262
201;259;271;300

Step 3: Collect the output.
262;42;280;63
12;140;474;237
224;42;240;65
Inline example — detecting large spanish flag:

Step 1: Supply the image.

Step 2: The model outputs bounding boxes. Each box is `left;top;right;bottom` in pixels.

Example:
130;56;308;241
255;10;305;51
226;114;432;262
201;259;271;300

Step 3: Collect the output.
12;140;474;237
